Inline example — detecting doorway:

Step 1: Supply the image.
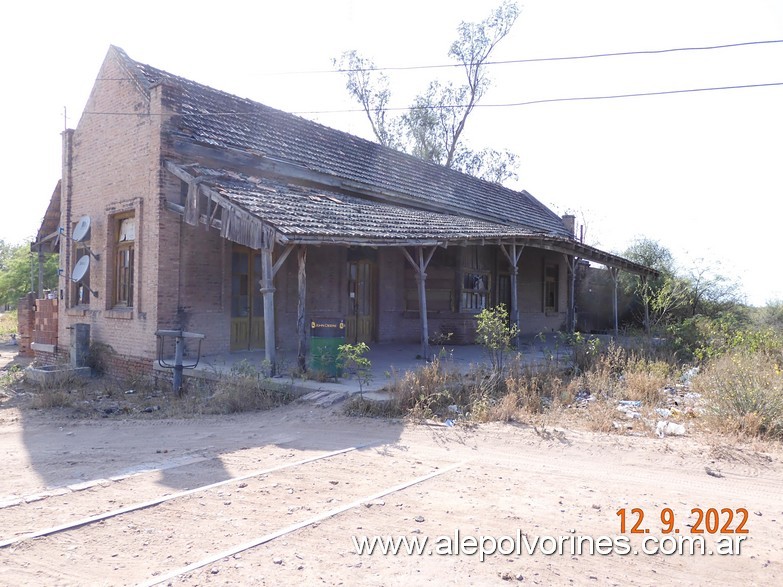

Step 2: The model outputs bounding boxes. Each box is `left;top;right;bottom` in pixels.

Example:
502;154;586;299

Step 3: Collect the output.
346;259;376;343
230;246;265;351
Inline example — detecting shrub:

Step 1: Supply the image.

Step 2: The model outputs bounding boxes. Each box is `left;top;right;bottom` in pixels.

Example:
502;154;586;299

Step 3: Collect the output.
385;358;467;420
668;314;783;363
200;360;291;414
337;342;372;395
475;304;518;377
693;351;783;439
504;358;570;414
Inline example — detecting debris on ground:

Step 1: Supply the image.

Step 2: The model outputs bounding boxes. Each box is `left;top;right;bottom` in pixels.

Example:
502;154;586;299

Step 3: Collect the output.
656;420;686;438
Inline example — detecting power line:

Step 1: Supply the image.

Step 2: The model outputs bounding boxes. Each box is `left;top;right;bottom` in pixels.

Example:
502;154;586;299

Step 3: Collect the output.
81;79;783;118
292;81;783;114
288;39;783;75
92;39;783;80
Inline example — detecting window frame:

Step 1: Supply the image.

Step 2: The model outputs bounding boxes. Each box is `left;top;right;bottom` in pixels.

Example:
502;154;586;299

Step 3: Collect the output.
112;213;136;308
543;262;559;313
71;238;91;307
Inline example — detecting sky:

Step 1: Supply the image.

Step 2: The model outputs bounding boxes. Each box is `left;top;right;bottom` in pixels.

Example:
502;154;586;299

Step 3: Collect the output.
2;0;782;305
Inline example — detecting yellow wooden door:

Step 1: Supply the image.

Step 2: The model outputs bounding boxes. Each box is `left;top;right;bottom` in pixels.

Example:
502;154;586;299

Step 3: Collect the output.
230;247;265;351
346;260;376;343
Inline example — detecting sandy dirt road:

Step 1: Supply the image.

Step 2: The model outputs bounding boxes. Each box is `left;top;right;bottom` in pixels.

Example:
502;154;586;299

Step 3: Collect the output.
0;395;781;586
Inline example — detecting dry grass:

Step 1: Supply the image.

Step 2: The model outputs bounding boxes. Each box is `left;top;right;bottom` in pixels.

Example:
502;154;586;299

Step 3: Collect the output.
504;359;571;414
583;399;620;433
384;359;467;419
370;339;680;436
484;392;519;422
30;389;76;409
16;362;293;418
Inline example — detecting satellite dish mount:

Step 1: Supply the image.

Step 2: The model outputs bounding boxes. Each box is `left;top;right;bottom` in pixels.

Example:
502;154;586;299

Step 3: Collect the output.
61;215;100;260
70;254;99;298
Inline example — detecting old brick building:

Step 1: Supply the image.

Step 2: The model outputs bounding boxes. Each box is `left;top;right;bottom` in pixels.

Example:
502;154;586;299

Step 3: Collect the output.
33;46;655;378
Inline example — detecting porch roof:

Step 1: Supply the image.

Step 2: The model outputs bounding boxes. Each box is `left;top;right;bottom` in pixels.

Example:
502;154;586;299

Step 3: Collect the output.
33;181;62;253
167;162;658;277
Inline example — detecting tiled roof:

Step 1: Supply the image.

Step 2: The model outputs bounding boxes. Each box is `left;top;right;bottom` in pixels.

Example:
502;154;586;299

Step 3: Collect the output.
172;164;657;275
111;46;573;239
185;165;539;242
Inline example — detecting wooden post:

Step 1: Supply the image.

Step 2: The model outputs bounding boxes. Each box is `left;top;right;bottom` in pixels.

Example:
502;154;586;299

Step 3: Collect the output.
400;246;437;361
297;246;307;372
609;267;620;338
500;242;524;347
260;227;277;375
37;245;45;299
562;254;578;334
641;275;651;335
416;248;429;361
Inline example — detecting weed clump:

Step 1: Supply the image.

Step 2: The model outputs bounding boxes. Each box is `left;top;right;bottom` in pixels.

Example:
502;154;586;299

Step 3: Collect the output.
693;351;783;439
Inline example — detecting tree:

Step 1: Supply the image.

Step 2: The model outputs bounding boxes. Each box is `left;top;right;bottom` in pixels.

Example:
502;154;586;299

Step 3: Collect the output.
335;1;521;184
621;238;687;329
622;238;676;277
0;240;59;306
682;261;744;319
758;299;783;332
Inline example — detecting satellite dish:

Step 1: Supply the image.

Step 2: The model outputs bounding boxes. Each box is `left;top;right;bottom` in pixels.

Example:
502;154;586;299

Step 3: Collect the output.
72;255;90;282
73;215;91;242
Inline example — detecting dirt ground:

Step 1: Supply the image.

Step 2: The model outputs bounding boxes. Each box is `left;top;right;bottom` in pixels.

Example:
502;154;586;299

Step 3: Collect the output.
1;347;782;586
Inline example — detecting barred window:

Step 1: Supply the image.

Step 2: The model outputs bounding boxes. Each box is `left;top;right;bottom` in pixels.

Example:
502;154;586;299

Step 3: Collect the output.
459;247;491;313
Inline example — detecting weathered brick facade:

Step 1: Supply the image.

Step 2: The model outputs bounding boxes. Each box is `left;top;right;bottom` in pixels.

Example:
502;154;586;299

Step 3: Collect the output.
35;47;651;379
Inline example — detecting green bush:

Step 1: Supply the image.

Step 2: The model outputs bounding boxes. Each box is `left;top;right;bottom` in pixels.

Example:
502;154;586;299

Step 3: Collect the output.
694;351;783;439
668;314;782;363
475;304;518;377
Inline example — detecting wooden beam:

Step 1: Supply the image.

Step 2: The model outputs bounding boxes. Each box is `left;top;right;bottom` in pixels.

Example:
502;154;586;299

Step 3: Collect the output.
609;267;620;338
184;179;202;226
641;275;651;335
272;244;295;277
563;254;578;334
416;247;430;362
500;242;524;347
400;246;437;361
297;246;307;372
260;226;277;374
400;247;417;271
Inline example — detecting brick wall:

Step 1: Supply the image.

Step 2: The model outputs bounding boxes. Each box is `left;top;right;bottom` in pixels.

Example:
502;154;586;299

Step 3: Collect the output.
57;49;168;374
33;298;58;345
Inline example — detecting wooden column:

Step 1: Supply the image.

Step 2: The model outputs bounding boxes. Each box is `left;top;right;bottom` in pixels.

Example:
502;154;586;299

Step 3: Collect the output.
260;242;276;373
609;267;620;338
37;245;45;299
400;246;437;361
297;246;307;372
562;254;578;334
500;242;524;347
258;235;294;376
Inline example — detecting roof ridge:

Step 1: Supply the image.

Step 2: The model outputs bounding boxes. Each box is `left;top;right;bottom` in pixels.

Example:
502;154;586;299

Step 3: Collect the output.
112;46;571;238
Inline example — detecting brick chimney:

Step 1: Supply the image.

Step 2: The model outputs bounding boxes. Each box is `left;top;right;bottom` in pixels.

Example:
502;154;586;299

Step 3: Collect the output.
562;214;576;237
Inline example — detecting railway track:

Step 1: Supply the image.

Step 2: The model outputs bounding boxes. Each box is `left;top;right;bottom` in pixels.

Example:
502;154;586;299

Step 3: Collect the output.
0;441;463;585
